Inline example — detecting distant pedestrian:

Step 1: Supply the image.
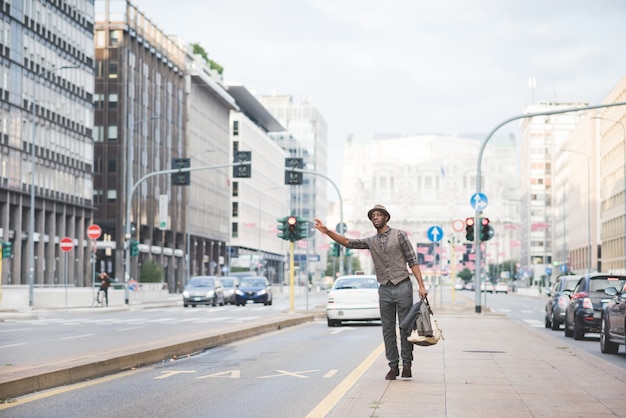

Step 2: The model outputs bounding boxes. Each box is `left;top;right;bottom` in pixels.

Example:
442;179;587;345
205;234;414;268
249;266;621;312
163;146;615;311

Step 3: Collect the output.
97;272;111;306
314;204;428;380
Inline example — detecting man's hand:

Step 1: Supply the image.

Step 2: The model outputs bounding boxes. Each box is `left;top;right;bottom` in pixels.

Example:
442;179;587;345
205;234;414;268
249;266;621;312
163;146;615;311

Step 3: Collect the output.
418;286;428;300
313;218;328;234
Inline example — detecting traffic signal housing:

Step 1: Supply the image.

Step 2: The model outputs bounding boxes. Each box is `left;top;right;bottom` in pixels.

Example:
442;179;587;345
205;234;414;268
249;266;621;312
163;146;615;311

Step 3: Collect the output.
465;217;475;241
277;216;288;240
233;151;252;178
287;216;298;241
130;240;139;256
345;248;353;257
331;242;340;257
171;158;191;185
296;217;309;240
479;217;494;241
2;241;12;258
285;158;303;185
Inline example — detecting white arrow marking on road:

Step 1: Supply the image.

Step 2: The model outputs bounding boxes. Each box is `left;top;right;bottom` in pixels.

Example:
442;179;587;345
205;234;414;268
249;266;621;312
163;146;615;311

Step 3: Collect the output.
324;369;338;378
197;370;241;379
258;369;320;379
154;370;196;380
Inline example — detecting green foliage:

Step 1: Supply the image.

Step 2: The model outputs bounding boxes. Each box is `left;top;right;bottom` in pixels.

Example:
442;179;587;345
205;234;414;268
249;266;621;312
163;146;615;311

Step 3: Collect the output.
457;268;473;282
191;43;224;75
139;260;163;283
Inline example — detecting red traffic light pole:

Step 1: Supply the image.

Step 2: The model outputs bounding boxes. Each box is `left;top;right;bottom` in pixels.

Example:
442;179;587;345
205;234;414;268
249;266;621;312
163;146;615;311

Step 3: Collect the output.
473;101;626;314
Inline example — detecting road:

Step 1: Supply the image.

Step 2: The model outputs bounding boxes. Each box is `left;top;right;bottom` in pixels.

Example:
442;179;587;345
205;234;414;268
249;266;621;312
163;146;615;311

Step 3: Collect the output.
1;318;383;418
473;289;626;369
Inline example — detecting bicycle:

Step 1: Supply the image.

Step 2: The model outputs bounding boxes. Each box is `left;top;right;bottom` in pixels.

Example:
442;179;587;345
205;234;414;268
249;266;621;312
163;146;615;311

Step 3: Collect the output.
95;289;106;307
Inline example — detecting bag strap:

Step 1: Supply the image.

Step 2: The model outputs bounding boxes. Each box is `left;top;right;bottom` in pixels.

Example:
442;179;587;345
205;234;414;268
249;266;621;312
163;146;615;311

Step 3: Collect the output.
421;297;434;315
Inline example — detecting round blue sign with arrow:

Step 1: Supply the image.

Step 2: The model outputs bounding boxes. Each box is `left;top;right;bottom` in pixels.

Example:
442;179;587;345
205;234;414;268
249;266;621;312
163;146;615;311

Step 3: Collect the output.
470;192;489;211
427;226;443;242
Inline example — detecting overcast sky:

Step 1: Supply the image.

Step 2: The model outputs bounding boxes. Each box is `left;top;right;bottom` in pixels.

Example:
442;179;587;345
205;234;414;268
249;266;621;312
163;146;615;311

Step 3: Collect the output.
132;0;626;193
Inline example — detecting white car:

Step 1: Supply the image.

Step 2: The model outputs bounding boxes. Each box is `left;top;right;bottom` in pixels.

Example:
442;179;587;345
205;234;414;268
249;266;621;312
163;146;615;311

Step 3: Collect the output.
495;282;509;294
326;275;380;327
480;281;494;293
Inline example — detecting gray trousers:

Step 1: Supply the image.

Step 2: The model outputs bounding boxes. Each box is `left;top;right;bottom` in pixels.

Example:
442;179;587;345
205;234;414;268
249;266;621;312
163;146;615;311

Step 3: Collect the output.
378;279;414;368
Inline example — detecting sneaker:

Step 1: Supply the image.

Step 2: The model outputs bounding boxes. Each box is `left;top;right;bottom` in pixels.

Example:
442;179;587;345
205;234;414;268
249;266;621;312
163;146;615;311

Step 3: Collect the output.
401;366;412;378
385;366;399;380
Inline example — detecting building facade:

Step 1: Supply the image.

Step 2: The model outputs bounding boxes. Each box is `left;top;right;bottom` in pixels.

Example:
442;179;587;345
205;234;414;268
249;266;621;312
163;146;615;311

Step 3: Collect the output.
94;0;187;290
0;1;95;292
334;133;520;285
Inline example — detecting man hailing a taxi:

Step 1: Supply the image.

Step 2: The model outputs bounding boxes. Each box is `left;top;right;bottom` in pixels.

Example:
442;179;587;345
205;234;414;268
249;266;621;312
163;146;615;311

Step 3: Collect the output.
314;204;428;380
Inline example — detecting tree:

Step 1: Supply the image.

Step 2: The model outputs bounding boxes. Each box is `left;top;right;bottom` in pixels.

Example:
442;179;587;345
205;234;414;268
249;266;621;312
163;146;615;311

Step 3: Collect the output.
139;260;163;283
191;43;224;75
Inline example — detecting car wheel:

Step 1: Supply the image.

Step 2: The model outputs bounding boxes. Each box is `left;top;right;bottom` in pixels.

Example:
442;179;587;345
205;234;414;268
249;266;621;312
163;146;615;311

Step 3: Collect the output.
600;316;619;354
573;319;585;340
183;304;188;308
191;304;197;308
564;318;573;338
550;313;560;331
545;312;552;329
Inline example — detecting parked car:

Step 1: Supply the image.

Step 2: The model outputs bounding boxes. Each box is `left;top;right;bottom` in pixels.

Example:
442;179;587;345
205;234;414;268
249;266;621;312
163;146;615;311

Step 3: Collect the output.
480;281;494;293
564;273;626;340
235;276;272;306
220;276;239;305
600;281;626;354
326;274;380;327
494;282;509;294
182;276;225;308
544;274;581;330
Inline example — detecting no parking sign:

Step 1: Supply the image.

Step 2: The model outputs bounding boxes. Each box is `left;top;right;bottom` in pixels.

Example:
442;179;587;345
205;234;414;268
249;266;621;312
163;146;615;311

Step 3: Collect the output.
128;279;139;291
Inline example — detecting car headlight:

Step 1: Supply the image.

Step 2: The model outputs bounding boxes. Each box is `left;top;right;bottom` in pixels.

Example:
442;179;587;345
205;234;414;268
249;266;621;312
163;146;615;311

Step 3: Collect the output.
236;289;244;296
206;290;215;297
257;289;266;296
182;291;190;298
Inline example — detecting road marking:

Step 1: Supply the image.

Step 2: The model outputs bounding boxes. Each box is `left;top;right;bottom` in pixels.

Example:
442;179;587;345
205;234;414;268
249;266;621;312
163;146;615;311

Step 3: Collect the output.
117;326;142;332
324;369;338;378
154;370;196;380
306;342;384;418
60;333;94;340
523;319;544;328
329;327;354;334
0;342;27;349
0;328;33;333
258;369;320;379
197;370;241;379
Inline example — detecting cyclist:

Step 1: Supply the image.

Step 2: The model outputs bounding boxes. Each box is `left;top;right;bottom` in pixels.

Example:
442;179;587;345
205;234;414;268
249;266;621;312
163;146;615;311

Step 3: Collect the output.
97;272;111;306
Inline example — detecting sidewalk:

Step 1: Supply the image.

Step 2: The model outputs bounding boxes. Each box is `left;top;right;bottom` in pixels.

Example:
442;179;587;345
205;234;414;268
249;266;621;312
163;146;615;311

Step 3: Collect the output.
324;310;626;417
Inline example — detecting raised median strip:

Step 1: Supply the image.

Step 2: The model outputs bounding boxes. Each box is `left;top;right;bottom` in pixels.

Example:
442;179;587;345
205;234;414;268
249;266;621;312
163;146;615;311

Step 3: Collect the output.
0;313;315;400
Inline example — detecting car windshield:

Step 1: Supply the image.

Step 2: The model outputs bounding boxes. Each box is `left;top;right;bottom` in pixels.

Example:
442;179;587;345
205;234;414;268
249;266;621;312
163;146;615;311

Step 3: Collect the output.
221;278;235;287
188;277;214;287
562;278;579;290
589;277;626;293
334;278;378;290
241;278;266;287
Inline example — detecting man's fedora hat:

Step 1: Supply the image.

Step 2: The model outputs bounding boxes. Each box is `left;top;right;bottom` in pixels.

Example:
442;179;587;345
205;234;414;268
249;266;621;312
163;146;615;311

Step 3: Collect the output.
367;204;390;221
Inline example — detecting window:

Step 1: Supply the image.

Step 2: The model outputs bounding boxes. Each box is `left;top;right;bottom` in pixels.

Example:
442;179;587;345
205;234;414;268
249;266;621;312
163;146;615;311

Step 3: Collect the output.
232;201;238;217
233;120;239;136
108;93;118;109
232;181;238;197
109;30;121;46
108;125;118;140
93;189;103;204
93;125;103;142
107;189;116;202
108;158;116;173
232;222;238;238
108;61;118;79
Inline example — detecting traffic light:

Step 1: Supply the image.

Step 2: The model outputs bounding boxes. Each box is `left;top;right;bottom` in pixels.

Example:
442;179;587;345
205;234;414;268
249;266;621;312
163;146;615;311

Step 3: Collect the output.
287;216;298;241
233;151;252;178
465;217;475;241
296;217;309;240
345;248;353;257
171;158;191;185
331;243;340;257
130;240;139;256
2;241;12;259
479;217;494;241
285;158;303;185
277;216;288;240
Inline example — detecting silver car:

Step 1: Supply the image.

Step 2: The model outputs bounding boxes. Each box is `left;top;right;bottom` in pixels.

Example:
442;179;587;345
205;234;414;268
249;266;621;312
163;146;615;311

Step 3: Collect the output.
182;276;225;308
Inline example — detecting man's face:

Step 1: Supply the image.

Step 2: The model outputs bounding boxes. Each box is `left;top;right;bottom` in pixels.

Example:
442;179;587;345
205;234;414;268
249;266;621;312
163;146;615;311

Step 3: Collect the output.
370;210;388;229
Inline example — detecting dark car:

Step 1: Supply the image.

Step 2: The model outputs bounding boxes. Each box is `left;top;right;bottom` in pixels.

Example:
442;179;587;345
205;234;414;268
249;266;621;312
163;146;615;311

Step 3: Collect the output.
544;274;581;330
220;276;239;305
235;276;272;306
564;273;626;340
600;281;626;354
182;276;225;308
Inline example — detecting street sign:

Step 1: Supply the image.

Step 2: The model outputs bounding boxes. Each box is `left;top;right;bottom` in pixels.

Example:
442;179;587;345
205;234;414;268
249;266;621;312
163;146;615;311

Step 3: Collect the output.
452;219;465;232
427;226;443;242
60;237;73;252
470;193;488;211
87;224;102;240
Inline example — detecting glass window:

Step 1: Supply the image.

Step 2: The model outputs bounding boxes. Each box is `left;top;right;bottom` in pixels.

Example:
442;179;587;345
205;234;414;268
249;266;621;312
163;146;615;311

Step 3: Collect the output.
107;189;116;202
108;61;118;79
108;125;117;140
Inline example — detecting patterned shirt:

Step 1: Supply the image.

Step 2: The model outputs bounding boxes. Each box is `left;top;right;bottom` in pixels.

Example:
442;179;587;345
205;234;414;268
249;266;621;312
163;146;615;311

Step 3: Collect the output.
347;227;418;285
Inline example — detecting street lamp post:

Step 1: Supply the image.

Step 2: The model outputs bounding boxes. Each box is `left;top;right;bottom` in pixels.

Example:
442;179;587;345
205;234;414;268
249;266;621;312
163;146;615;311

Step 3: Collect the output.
28;65;78;307
563;149;591;273
124;116;161;304
593;116;626;273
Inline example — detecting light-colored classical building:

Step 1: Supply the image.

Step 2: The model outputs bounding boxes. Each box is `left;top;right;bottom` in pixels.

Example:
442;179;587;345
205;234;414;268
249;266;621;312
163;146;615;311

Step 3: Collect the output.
332;133;520;285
